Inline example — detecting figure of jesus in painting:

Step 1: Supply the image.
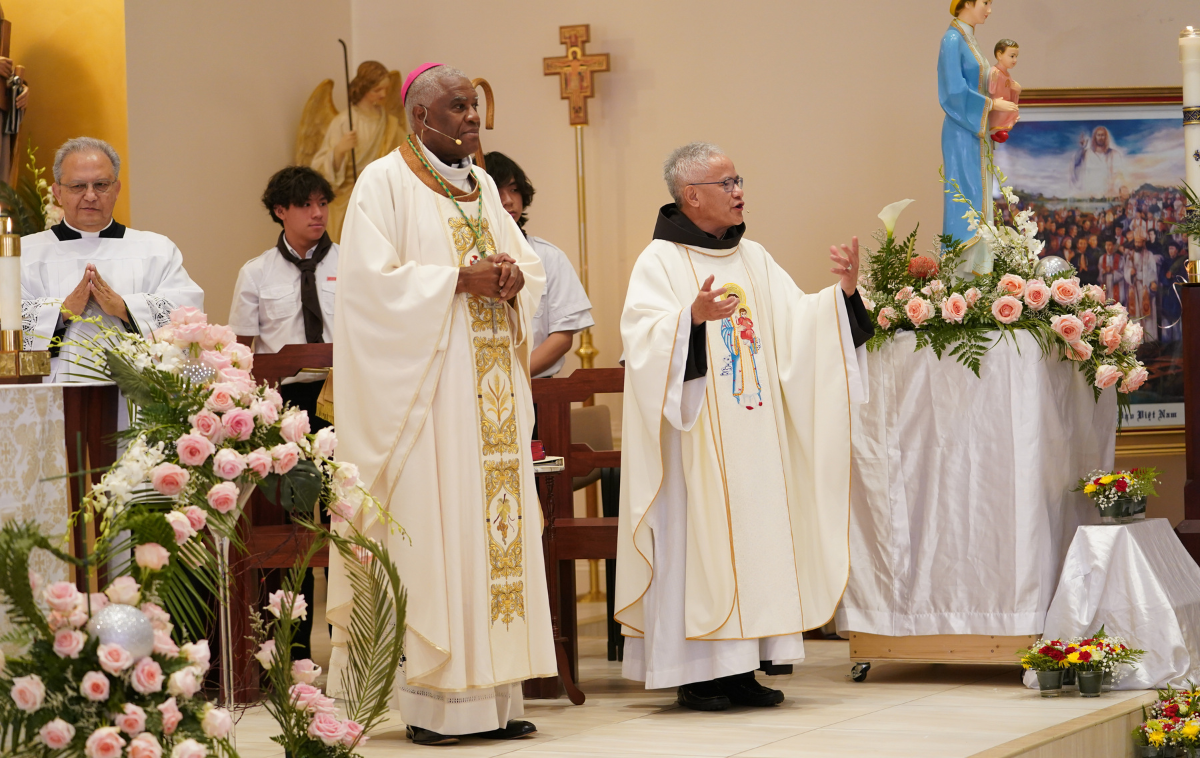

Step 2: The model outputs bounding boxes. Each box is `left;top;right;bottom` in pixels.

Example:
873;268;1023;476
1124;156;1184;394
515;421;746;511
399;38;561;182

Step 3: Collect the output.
988;39;1020;143
722;299;763;410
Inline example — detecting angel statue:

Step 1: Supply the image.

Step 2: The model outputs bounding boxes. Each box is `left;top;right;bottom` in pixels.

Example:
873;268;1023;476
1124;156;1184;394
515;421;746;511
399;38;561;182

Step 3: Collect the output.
295;61;408;242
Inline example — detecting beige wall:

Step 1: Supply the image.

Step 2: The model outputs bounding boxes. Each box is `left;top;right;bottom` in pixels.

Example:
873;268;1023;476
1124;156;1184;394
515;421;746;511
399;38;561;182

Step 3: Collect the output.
124;0;351;322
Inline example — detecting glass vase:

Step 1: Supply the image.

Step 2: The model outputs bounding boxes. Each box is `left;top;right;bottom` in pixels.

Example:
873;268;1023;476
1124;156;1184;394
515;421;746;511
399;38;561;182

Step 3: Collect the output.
1099;496;1147;525
1077;669;1104;697
1035;669;1064;697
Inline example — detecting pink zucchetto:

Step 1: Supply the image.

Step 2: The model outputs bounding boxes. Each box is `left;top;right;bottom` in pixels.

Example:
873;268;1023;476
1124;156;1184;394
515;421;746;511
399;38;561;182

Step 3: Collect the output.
401;63;445;104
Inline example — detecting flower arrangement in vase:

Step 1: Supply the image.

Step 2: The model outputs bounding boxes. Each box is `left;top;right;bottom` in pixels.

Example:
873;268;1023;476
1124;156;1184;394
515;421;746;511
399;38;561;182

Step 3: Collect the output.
1075;468;1160;524
1133;686;1200;757
1062;628;1145;698
1018;639;1071;697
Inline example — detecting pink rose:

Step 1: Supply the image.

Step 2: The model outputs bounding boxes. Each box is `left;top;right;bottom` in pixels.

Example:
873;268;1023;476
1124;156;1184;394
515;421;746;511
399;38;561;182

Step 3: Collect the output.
152;630;179;658
991;295;1023;324
342;720;366;748
289;683;321;710
1094;364;1122;390
11;674;45;712
1122;322;1145;350
280;410;311;444
1065;340;1094;361
250;399;279;426
1120;366;1149;393
941;293;968;323
53;628;86;658
172;322;207;346
141;602;171;630
28;570;43;594
175;433;216;467
255;640;277;669
1051;314;1085;343
201;707;234;739
292;658;322;684
1099;324;1122;354
104;577;141;606
904;296;934;327
150;463;190;498
183;505;207;532
181;640;211;670
219;369;256;394
308;714;348;746
998;273;1026;297
167;666;203;699
894;286;914;302
1050;277;1083;307
1022;279;1049;311
222;342;254;371
245;447;273;478
1079;310;1098;333
88;592;109;613
170;306;207;326
157;698;183;736
1084;284;1107;304
97;643;133;675
205;386;238;414
212;448;248;481
164;512;196;546
190;410;226;444
271;443;301;475
334;463;359;491
200;349;233;372
170;739;206;758
206;481;241;514
328;499;355;522
43;580;82;612
964;287;982;307
84;727;126;758
128;733;163;758
205;324;239;352
877;306;897;329
263;387;284;410
135;543;171;571
115;703;147;736
268;589;308;620
313;427;338;458
39;718;76;749
222;408;256;442
80;671;110;702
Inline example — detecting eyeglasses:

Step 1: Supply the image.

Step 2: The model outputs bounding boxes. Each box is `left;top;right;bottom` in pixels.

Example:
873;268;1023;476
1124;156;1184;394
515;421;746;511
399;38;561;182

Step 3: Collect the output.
60;180;116;195
688;176;744;193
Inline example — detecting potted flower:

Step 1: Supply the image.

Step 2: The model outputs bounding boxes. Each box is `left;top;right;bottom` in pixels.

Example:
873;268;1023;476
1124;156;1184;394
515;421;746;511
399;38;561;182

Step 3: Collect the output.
1134;686;1200;757
1018;639;1069;697
1075;468;1160;524
1064;631;1145;698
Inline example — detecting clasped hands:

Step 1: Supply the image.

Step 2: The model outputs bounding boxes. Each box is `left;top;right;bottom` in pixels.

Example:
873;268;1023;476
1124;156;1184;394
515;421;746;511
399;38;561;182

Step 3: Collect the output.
62;264;129;324
456;253;525;300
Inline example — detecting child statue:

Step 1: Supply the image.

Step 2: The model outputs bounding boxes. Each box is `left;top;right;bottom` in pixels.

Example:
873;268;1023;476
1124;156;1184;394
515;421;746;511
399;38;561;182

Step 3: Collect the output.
988;39;1021;143
938;0;1018;276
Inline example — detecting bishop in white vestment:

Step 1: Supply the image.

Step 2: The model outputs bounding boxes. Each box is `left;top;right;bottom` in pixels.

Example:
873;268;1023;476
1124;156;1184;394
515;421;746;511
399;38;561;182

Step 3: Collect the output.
328;64;555;746
616;142;873;710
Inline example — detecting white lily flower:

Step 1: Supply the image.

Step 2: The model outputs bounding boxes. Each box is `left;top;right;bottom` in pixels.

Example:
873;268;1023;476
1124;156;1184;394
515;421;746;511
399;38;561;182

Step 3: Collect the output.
878;199;916;236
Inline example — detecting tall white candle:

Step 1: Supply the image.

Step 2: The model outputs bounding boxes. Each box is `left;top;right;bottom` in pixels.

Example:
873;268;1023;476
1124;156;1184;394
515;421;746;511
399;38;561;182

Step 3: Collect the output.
1182;26;1200;262
0;257;17;334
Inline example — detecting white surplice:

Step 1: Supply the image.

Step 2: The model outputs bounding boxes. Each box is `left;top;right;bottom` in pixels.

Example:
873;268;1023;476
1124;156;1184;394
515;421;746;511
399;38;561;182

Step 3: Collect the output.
21;222;203;382
616;239;868;689
328;137;555;734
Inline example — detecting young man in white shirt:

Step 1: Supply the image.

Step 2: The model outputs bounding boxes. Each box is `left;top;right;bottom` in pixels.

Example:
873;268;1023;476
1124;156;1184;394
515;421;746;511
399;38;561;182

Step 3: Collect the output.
485;152;593;378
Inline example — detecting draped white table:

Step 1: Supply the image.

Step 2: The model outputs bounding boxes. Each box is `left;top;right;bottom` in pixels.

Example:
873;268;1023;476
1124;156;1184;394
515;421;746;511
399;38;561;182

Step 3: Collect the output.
836;330;1117;640
1022;519;1200;690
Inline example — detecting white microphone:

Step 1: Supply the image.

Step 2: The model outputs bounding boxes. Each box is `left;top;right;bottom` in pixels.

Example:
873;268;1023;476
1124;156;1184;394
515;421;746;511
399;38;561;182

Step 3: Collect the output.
422;113;462;146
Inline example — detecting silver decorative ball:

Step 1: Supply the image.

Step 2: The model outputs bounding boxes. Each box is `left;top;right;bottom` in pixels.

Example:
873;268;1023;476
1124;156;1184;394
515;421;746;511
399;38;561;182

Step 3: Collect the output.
87;603;155;659
178;355;216;386
1034;255;1076;280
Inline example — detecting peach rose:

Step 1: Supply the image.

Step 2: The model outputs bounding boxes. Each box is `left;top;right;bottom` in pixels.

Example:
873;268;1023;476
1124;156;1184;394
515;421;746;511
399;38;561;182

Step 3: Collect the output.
164;511;196;546
998;273;1026;297
212;448;247;481
169;739;206;758
1094;364;1122;390
1050;277;1083;306
207;481;241;514
271;443;301;475
894;286;914;302
991;295;1023;324
877;306;897;329
1079;310;1098;333
183;506;207;532
104;577;141;606
280;410;311;444
170;306;206;326
175;433;216;467
152;630;179;659
115;703;147;736
1065;340;1094;361
190;409;226;444
313;427;338;458
167;666;202;699
43;581;82;612
201;706;234;739
39;718;76;750
267;589;308;620
205;386;238;414
292;658;322;685
904;296;935;327
53;628;86;658
1120;366;1149;393
222;408;256;442
1023;279;1050;311
1084;284;1107;304
157;698;183;736
141;601;170;630
255;640;277;669
181;640;211;671
941;293;968;323
150;463;189;498
342;720;366;748
135;543;171;571
128;733;163;758
250;399;279;425
1050;314;1085;343
308;714;348;746
11;674;45;712
80;671;110;702
84;727;126;758
964;287;982;307
97;643;133;675
1099;324;1122;354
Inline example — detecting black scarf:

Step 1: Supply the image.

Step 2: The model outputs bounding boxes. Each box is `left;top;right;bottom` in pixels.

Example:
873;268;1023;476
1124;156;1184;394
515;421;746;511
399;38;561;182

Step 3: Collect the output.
276;232;333;343
651;203;745;249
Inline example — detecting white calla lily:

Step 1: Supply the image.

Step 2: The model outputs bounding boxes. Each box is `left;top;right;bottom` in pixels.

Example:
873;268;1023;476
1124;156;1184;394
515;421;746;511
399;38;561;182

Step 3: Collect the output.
878;199;916;236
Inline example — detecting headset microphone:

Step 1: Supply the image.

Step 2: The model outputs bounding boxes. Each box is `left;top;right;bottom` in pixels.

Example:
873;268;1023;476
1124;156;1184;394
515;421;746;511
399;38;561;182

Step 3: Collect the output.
422;113;462;146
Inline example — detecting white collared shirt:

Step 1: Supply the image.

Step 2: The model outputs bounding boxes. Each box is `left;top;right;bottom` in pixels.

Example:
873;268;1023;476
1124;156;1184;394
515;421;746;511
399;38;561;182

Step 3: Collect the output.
527;235;594;377
228;238;338;354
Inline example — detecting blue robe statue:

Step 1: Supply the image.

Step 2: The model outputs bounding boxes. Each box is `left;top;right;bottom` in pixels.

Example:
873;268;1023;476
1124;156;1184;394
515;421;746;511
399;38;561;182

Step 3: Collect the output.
938;18;994;274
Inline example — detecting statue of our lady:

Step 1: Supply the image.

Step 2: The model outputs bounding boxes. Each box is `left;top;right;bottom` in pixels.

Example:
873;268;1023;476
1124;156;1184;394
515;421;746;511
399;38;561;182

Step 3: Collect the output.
938;0;1017;275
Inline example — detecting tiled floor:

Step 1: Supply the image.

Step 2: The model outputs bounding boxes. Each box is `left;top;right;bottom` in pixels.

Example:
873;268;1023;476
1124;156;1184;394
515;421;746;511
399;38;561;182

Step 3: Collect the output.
229;638;1148;758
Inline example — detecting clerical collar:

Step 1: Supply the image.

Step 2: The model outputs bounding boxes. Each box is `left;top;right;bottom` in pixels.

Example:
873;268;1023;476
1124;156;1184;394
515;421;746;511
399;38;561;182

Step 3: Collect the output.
424;147;474;193
51;219;126;241
652;203;744;250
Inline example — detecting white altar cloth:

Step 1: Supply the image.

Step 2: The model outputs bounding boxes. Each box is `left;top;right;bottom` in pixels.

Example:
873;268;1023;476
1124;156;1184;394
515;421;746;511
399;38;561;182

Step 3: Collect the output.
1023;519;1200;690
836;330;1117;636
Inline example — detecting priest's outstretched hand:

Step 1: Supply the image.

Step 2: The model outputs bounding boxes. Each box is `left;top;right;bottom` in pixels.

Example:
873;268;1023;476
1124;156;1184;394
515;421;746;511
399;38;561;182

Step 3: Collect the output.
88;266;131;324
456;253;525;300
691;274;739;325
829;236;861;296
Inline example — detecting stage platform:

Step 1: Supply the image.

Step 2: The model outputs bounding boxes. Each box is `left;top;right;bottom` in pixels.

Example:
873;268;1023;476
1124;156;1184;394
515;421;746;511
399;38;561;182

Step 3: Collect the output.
230;638;1155;758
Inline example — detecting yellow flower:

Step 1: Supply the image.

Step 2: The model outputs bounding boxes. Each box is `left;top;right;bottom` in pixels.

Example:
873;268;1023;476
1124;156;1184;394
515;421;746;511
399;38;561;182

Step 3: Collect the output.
1067;651;1082;663
1182;722;1200;739
1084;484;1097;494
1101;475;1115;484
1149;731;1166;747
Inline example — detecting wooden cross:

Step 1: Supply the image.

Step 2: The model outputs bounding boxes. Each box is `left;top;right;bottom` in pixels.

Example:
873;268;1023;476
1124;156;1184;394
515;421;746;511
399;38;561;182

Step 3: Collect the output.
543;24;610;126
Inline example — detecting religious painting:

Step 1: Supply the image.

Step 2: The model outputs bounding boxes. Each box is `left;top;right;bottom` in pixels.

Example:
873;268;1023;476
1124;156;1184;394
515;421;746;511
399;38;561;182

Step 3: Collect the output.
718;283;764;410
993;88;1186;430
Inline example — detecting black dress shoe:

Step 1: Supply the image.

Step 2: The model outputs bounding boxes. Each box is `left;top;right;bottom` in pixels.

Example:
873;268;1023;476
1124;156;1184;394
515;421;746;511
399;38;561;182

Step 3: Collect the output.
677;679;731;711
472;720;537;739
406;725;459;745
717;671;785;707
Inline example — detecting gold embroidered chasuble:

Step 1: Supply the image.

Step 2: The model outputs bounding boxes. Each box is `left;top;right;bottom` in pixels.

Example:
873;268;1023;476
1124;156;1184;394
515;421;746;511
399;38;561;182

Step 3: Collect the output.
328;139;555;694
616;239;867;642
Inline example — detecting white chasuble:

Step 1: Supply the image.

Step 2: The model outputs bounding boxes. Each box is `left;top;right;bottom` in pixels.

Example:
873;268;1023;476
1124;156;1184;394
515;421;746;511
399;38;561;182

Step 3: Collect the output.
616;240;867;687
328;138;554;732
